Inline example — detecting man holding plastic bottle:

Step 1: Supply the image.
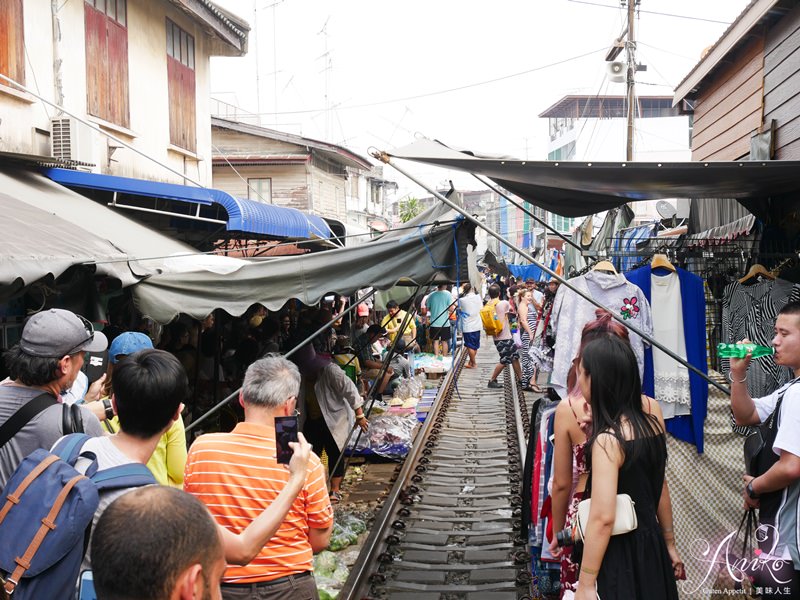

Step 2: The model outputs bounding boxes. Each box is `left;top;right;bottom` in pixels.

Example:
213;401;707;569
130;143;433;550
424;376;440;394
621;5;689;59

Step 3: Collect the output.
729;301;800;599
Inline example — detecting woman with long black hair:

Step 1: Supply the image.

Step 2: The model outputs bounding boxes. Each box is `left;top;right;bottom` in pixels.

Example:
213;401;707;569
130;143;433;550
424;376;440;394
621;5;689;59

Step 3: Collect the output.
574;335;682;600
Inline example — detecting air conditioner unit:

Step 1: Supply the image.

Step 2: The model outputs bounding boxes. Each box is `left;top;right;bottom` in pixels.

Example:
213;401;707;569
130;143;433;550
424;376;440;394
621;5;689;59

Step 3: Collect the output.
51;117;97;169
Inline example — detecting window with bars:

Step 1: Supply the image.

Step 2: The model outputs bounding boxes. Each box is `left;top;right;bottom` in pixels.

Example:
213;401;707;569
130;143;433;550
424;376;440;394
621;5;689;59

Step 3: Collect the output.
166;19;196;152
84;0;129;127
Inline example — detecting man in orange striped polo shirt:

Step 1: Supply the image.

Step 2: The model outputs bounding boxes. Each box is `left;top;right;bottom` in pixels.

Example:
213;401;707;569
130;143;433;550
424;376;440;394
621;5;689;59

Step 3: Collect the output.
184;356;333;600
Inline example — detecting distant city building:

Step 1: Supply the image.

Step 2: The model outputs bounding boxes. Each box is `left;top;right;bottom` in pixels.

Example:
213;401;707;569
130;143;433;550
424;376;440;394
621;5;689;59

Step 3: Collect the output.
539;94;692;225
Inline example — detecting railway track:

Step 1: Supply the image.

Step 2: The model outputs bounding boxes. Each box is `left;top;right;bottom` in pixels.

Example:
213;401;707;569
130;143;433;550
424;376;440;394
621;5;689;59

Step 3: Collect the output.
340;346;534;600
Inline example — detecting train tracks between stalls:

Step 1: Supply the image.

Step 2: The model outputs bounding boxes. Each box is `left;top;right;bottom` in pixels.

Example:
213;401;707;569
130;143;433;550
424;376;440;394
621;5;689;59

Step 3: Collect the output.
340;346;534;600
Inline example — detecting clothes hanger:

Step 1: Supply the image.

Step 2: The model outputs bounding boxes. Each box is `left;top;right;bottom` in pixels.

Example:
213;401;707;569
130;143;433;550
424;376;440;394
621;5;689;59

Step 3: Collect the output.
738;263;775;284
591;260;618;275
651;253;676;273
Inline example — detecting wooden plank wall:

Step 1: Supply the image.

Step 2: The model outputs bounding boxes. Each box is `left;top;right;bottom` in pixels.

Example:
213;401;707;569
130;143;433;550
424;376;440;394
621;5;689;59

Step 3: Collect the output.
764;2;800;159
213;165;309;210
691;35;765;161
0;0;25;84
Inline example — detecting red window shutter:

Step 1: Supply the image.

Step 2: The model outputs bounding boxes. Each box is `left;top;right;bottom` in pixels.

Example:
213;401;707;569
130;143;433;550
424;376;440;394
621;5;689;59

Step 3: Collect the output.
85;2;128;127
0;0;26;84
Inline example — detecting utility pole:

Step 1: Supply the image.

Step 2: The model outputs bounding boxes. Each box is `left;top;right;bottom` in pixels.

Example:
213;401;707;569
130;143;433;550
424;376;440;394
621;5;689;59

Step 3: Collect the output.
625;0;637;161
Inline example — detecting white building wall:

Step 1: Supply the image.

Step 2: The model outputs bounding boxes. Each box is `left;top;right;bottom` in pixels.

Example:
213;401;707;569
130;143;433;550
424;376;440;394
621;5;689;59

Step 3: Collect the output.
0;0;226;186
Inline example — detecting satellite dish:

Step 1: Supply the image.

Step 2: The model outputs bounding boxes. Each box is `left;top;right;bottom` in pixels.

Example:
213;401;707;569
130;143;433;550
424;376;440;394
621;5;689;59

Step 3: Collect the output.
607;61;626;83
656;200;678;220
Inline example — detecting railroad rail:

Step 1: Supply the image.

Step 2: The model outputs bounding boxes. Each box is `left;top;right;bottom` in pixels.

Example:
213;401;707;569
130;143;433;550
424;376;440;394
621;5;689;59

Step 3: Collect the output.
340;347;533;600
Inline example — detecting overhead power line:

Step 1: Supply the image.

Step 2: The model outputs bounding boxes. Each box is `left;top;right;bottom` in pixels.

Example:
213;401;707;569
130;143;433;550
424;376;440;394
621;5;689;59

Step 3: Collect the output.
249;47;607;116
566;0;733;25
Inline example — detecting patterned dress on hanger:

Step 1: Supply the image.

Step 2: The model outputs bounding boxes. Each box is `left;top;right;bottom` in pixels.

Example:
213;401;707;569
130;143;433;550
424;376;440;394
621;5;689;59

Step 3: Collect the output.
722;278;800;397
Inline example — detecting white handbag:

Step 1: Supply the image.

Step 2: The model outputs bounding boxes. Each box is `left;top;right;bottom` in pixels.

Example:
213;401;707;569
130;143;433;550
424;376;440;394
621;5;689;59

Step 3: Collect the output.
575;493;638;542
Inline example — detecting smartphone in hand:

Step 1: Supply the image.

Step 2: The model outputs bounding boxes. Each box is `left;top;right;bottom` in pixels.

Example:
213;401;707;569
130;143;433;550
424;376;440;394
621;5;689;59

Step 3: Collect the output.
275;415;299;464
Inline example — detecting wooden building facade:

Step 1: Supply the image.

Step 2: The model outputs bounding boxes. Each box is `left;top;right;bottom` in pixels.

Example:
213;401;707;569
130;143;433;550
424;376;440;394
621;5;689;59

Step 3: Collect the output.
675;0;800;162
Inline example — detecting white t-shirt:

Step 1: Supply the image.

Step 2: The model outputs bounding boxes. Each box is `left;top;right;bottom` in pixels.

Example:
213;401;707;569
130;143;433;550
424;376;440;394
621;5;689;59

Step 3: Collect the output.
753;379;800;564
62;372;88;405
531;290;544;308
754;379;800;459
459;293;484;333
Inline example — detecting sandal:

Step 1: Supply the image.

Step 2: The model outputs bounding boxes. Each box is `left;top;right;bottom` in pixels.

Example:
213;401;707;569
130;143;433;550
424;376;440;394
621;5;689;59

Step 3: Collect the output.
523;383;543;393
329;491;342;504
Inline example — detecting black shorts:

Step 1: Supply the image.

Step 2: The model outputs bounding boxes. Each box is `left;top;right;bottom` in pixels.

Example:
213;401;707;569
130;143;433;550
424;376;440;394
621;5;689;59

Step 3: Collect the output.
494;338;519;365
430;326;450;341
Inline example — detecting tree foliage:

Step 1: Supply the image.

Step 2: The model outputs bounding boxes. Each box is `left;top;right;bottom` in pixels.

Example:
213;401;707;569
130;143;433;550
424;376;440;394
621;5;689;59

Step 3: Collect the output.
399;197;422;223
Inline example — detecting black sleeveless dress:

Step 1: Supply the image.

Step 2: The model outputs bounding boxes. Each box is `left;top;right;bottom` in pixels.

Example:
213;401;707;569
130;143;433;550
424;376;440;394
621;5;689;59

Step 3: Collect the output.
583;433;678;600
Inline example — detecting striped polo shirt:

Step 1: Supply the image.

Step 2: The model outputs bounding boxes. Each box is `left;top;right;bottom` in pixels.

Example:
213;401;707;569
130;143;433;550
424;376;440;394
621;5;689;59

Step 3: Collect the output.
184;422;333;583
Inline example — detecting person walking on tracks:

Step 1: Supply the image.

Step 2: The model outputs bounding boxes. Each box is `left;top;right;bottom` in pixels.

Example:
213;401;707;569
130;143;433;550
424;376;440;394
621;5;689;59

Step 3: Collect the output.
459;283;483;369
485;283;522;389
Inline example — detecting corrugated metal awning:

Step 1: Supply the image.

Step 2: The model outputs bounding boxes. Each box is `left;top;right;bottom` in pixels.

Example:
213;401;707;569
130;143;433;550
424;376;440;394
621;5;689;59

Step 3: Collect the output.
43;168;332;240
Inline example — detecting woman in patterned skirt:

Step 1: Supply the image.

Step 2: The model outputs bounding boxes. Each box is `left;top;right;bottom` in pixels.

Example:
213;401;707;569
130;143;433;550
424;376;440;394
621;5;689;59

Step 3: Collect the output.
517;289;542;392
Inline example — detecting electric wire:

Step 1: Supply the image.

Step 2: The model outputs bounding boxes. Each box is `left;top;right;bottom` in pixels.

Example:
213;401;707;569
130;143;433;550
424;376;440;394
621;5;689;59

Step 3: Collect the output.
638;41;701;63
242;47;608;116
566;0;733;24
210;142;271;204
81;218;460;266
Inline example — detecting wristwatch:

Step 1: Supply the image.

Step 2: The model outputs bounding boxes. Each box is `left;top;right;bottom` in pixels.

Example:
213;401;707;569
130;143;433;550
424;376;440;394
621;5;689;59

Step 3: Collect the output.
746;479;760;499
102;399;115;421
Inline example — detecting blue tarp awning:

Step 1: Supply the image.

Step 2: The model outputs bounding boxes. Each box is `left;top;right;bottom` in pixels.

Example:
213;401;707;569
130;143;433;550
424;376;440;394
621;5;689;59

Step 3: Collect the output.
42;168;332;239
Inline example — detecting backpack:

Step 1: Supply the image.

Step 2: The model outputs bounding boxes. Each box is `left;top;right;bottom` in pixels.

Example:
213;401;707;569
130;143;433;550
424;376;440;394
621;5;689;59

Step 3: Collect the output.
0;434;156;599
480;299;503;337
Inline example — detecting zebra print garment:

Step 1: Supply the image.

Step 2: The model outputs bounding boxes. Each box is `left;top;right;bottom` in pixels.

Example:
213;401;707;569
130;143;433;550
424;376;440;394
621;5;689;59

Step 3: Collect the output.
722;277;800;433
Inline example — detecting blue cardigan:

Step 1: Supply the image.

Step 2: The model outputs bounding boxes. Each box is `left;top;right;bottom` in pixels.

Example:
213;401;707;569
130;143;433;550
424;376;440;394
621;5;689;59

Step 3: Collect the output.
626;266;708;453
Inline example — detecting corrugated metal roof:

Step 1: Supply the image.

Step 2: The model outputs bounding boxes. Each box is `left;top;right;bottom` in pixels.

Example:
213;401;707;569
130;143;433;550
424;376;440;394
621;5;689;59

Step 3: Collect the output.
42;168;332;240
212;117;373;170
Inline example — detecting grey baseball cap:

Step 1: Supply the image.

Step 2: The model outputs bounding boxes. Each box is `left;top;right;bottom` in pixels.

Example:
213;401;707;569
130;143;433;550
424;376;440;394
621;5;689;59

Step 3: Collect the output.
20;309;108;358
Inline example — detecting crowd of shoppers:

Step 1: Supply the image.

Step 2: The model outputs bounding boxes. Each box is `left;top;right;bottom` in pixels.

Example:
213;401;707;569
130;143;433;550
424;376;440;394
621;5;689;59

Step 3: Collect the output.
5;273;797;600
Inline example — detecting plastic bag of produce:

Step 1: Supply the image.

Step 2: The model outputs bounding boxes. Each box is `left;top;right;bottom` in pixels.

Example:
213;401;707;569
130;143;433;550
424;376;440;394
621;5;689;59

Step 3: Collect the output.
314;550;338;576
368;413;419;457
338;512;367;535
317;578;340;600
328;521;359;551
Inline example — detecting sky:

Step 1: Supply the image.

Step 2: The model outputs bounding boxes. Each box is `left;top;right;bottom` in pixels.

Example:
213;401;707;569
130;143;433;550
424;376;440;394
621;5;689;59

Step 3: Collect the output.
210;0;752;198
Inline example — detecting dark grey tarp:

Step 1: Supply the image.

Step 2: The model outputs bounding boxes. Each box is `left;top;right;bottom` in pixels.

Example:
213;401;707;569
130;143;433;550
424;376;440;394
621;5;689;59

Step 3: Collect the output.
387;138;800;218
133;214;471;323
1;192;134;294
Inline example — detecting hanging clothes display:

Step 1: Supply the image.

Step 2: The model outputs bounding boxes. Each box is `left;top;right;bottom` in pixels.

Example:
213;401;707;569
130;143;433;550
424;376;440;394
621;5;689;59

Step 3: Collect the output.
626;266;708;453
721;277;800;398
550;270;653;398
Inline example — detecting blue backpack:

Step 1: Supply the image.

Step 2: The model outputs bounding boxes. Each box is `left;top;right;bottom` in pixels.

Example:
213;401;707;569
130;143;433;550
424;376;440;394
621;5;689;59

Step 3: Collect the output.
0;434;156;599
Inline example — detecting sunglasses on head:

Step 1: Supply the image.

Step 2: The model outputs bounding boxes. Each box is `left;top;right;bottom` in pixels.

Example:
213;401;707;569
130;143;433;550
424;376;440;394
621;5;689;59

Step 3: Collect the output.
65;315;95;356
